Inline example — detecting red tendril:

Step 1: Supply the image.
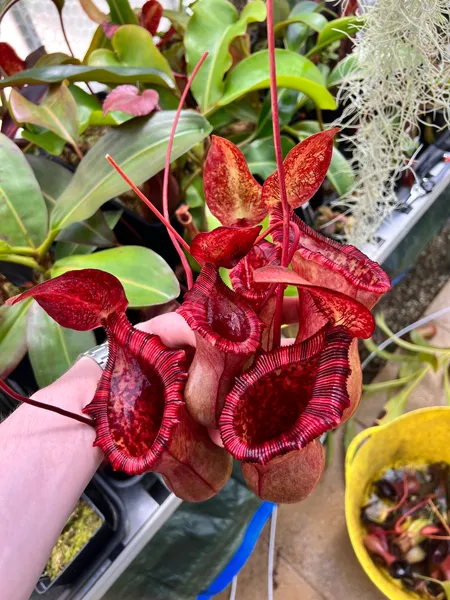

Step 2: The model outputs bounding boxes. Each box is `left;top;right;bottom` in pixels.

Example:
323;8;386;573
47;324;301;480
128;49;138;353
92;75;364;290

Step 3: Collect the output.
162;51;209;290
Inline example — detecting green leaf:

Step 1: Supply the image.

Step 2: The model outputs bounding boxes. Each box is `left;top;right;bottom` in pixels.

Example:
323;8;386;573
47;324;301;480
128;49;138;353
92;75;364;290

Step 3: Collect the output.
244;135;295;180
0;300;32;378
51;246;180;307
327;54;359;88
27;302;95;388
164;8;190;30
284;1;324;53
83;25;112;64
26;155;117;248
54;241;96;259
185;0;266;113
0;65;174;89
306;16;363;57
343;418;357;453
10;82;80;148
257;88;299;138
21;129;66;156
88;109;133;127
69;84;101;133
287;120;355;195
106;0;138;25
185;176;206;209
35;52;79;67
218;49;336;110
88;25;174;84
0;134;48;248
50;111;212;230
274;11;327;37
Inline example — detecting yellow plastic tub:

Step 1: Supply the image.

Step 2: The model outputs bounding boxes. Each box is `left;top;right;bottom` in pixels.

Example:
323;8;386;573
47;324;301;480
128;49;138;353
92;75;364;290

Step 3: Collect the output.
345;406;450;600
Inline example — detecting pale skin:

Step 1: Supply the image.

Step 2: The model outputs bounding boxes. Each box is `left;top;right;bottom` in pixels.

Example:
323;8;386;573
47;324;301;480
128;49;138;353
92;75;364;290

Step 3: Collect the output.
0;302;298;599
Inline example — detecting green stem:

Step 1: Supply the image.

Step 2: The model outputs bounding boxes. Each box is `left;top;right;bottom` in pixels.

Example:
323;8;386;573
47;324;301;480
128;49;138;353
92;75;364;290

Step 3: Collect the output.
0;254;45;272
362;368;424;394
36;229;59;261
283;125;301;139
363;337;419;363
9;246;38;257
377;313;449;356
316;107;324;131
181;166;202;196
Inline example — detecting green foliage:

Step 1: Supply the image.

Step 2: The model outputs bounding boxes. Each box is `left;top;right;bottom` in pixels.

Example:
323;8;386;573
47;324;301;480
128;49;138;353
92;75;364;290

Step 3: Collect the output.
218;49;336;110
243;135;295;179
0;300;32;378
185;0;266;112
0;134;48;249
51;246;180;308
106;0;138;25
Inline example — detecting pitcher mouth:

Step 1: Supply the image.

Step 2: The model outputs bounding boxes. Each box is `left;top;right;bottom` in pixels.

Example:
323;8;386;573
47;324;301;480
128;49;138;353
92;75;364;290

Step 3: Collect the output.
220;326;353;464
84;314;186;475
177;264;263;355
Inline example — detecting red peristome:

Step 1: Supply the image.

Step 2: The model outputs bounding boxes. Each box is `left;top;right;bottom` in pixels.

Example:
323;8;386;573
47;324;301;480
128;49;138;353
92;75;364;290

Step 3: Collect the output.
103;85;159;117
271;207;391;308
6;269;128;331
140;0;163;35
230;241;281;309
262;128;338;209
0;42;24;76
242;440;325;503
220;326;352;464
253;265;375;339
177;263;263;355
190;225;261;269
86;312;231;499
204;136;266;227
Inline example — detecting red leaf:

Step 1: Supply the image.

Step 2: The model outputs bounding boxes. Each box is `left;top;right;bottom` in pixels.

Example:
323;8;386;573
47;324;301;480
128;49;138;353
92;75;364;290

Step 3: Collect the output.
85;312;232;500
103;85;159;117
190;225;261;269
0;42;24;76
230;240;281;309
262;128;338;209
242;440;325;503
253;265;375;338
270;206;391;309
220;326;352;464
6;269;128;331
140;0;163;35
204;136;266;227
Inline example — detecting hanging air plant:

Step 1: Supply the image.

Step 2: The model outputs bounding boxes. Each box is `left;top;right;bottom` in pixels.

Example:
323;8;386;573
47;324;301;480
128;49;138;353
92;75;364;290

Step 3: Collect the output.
336;0;450;246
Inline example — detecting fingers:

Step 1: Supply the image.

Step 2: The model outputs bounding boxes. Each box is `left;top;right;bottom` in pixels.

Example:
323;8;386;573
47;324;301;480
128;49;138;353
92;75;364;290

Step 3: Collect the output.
136;313;196;349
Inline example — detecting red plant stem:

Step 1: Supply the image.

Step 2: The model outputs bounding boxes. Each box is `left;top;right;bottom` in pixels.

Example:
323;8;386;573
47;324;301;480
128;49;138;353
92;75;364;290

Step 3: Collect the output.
162;51;209;291
394;495;437;534
105;155;190;253
0;379;95;428
385;473;409;515
267;0;290;348
254;221;283;246
287;221;301;264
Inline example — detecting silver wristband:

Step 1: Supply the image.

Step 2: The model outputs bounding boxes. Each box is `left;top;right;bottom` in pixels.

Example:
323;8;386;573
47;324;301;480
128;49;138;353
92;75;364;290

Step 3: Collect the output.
78;341;109;370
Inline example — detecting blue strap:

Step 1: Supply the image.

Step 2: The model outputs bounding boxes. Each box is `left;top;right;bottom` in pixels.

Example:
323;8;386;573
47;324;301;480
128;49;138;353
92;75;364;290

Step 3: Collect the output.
197;501;276;599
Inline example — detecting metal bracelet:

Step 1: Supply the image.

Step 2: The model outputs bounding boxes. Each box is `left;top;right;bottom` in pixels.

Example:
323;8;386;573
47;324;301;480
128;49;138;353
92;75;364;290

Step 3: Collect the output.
78;341;109;371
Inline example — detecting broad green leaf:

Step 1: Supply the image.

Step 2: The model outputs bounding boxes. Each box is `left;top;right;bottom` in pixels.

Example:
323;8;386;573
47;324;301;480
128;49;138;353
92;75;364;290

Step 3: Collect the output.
185;175;206;209
327;54;359;88
284;1;323;52
0;300;32;378
106;0;138;25
55;241;96;259
88;109;133;126
27;302;95;388
164;8;190;30
218;49;336;110
35;52;79;67
185;0;266;112
0;65;174;89
51;246;180;307
26;155;117;248
83;25;112;63
88;25;174;84
287;120;355;196
50;111;212;230
10;82;80;148
274;11;326;37
306;16;363;57
21;129;66;156
257;88;299;138
244;135;295;180
69;84;101;133
0;134;48;248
